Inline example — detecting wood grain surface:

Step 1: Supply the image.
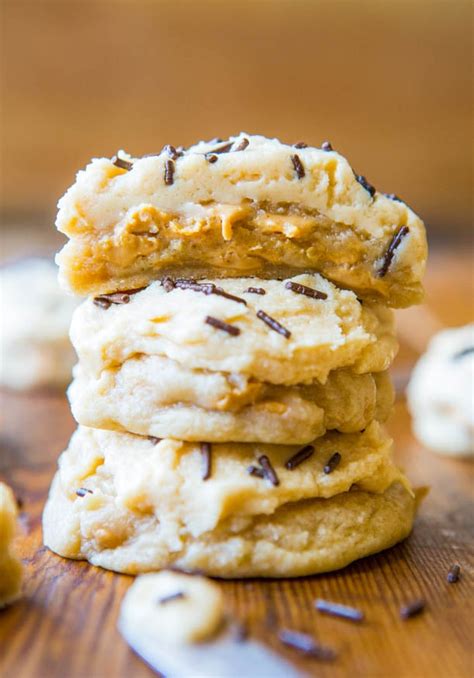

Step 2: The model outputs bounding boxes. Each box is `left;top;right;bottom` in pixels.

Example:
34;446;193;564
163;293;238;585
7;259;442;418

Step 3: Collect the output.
0;249;473;678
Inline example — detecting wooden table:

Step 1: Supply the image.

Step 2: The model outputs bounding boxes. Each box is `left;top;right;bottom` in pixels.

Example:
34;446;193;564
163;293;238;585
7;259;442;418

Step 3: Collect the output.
0;249;473;677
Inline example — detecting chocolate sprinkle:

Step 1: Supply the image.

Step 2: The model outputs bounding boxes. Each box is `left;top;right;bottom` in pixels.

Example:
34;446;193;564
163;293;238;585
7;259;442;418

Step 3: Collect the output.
323;452;341;474
213;287;247;305
377;226;410;277
76;488;93;497
147;436;162;445
385;192;404;203
453;346;474;360
174;279;247;305
245;287;266;295
256;310;291;339
175;279;213;294
93;297;112;310
355;173;376;198
233;138;249;152
205;315;240;336
285;281;328;300
94;292;129;306
158;591;186;605
285;445;314;470
93;287;146;308
206;153;219;163
321;141;333;152
291;153;305;179
400;598;426;620
164;158;175;185
278;630;337;661
447;563;461;583
161;276;176;292
201;442;212;481
257;455;280;486
208;140;234;155
247;465;265;479
112;155;133;171
163;144;183;160
315;599;364;622
293;141;308;149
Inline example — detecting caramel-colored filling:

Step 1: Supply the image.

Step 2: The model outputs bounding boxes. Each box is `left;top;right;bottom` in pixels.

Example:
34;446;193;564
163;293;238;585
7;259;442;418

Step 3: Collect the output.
58;201;419;305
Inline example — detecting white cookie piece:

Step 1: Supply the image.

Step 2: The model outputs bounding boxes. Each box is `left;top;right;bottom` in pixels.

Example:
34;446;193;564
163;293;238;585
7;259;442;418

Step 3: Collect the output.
0;482;23;608
70;275;397;386
69;359;393;444
407;324;474;456
0;258;78;390
119;572;224;645
55;133;427;308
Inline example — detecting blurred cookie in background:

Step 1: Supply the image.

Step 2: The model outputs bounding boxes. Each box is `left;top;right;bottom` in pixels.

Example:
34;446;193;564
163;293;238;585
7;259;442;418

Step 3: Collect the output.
0;257;78;390
407;324;474;457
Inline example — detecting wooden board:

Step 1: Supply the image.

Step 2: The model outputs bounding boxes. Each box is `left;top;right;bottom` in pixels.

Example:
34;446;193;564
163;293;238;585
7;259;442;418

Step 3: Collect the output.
1;249;473;677
1;392;472;678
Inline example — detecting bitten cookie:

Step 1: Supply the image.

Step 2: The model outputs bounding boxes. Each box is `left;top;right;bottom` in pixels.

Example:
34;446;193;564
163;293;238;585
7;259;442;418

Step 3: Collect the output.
55;133;427;307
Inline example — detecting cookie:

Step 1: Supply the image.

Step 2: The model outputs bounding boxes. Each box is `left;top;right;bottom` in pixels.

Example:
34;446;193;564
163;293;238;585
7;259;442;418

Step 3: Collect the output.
0;258;78;390
0;482;23;607
119;572;224;645
70;275;397;386
55;134;427;308
69;360;393;444
43;424;411;577
407;324;474;456
44;464;414;578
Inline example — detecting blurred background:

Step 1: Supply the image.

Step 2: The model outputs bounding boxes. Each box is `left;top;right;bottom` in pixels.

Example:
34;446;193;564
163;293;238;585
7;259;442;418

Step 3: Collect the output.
1;0;473;256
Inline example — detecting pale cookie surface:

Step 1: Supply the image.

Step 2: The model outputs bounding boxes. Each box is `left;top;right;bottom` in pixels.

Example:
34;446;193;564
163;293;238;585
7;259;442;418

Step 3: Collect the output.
43;424;411;577
0;258;78;390
70;275;397;386
70;360;393;444
56;133;427;307
44;472;415;578
407;324;474;457
120;572;224;645
0;482;23;607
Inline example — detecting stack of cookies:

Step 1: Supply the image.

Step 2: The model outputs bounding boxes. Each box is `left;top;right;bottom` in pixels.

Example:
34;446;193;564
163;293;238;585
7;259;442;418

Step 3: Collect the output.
43;134;427;577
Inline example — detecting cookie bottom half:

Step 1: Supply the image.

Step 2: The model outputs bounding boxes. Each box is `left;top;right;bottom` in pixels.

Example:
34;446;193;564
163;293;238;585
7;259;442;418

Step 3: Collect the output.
44;479;415;579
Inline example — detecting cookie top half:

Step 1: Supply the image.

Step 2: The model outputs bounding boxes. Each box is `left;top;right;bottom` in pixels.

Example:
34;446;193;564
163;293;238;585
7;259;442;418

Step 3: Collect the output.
56;133;427;307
